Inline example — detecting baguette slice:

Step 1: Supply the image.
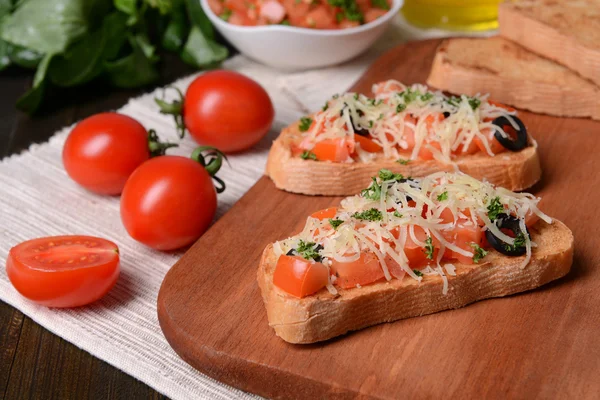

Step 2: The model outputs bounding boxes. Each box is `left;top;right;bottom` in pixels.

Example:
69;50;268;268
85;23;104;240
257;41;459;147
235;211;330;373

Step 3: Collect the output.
427;37;600;120
266;119;541;196
499;0;600;87
258;220;574;344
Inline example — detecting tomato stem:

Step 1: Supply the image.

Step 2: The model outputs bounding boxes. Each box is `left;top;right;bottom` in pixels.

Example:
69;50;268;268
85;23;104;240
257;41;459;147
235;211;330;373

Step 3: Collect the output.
190;146;229;193
154;86;186;139
147;130;178;157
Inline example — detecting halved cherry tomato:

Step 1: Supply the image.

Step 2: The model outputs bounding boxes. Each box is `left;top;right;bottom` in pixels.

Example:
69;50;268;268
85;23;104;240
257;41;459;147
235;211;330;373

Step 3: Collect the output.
311;138;353;162
6;236;120;308
311;207;338;220
273;255;329;298
63;113;153;195
331;252;385;289
354;134;382;153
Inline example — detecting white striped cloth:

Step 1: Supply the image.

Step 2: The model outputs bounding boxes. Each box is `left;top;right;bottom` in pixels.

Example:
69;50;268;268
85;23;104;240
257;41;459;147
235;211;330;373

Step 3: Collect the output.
0;17;489;399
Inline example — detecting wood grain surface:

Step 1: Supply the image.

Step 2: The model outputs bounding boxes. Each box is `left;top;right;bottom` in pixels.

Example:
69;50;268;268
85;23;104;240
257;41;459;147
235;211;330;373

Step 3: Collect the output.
158;39;600;399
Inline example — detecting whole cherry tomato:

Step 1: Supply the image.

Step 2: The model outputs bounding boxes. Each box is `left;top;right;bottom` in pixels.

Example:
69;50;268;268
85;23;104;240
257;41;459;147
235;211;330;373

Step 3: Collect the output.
6;236;120;308
120;147;226;251
156;71;274;153
63;113;175;195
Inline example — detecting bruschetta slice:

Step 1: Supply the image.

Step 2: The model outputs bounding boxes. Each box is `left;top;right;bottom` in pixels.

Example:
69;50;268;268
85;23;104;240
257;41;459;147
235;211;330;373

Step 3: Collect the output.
266;81;541;195
258;170;573;344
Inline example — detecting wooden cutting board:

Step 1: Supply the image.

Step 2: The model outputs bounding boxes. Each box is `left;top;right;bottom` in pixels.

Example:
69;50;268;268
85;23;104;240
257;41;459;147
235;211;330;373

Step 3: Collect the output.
157;39;600;399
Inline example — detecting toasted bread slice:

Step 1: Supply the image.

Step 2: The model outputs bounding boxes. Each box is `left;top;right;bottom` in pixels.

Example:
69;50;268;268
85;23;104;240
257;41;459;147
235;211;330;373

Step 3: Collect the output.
499;0;600;87
257;220;574;344
426;37;600;120
266;119;541;196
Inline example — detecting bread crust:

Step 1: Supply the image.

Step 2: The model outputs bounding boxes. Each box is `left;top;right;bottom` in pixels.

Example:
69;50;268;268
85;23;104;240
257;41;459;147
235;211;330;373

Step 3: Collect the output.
427;38;600;120
265;120;541;196
499;1;600;87
257;220;574;344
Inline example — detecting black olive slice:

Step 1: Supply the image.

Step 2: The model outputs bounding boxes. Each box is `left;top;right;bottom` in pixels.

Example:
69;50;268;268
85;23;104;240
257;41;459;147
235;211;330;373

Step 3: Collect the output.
492;115;528;152
443;111;451;118
340;105;369;136
485;214;530;256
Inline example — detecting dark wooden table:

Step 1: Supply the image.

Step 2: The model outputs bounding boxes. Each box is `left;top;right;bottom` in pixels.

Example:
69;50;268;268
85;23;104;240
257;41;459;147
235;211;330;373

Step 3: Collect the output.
0;54;198;400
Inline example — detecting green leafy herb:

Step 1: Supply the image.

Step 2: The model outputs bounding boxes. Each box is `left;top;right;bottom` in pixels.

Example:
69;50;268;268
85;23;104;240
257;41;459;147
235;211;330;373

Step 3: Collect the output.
378;169;404;182
280;19;291;25
424;236;434;260
504;232;526;253
420;92;434;101
396;103;406;113
322;102;329;111
299;117;313;132
180;26;228;69
471;243;488;263
353;93;359;100
446;97;460;107
219;9;232;21
400;88;422;104
396;158;410;165
352;208;383;222
300;151;317;160
329;218;344;229
327;0;363;22
361;177;382;200
393;211;402;218
296;240;322;261
368;120;374;128
105;34;159;88
469;97;481;110
487;196;504;221
377;113;384;120
413;269;423;277
436;191;448;201
371;0;390;10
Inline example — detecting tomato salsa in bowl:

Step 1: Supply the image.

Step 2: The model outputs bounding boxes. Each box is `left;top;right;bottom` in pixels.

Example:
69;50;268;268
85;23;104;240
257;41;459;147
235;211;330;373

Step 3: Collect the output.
200;0;403;69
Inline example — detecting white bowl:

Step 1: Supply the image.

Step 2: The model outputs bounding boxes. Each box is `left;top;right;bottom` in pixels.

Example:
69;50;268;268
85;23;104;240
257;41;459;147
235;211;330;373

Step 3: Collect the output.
201;0;403;70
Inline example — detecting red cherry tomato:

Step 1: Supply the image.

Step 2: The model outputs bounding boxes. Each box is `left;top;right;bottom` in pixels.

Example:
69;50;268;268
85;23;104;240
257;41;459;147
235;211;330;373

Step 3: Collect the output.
173;71;274;153
6;236;120;308
62;113;151;195
120;153;219;251
273;255;329;298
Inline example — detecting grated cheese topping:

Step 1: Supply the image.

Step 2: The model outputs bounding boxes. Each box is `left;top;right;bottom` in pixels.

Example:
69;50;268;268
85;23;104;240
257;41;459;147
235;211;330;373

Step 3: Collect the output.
274;171;551;294
299;80;522;164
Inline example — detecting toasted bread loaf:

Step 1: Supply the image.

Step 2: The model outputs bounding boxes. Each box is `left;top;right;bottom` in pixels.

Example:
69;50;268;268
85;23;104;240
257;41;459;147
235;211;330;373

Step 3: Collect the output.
426;37;600;120
499;0;600;87
257;220;574;344
265;119;541;195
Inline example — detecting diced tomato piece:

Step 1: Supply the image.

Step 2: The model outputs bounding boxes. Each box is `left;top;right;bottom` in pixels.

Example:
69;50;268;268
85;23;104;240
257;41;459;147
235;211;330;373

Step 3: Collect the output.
207;0;224;15
364;8;388;23
305;6;337;29
331;252;385;289
311;138;353;162
404;226;440;267
224;0;248;14
354;134;382;153
418;141;442;160
283;0;310;20
444;222;484;265
311;207;338;221
260;0;286;23
474;127;506;155
400;114;417;150
228;11;254;25
525;211;540;227
339;20;360;29
273;255;329;298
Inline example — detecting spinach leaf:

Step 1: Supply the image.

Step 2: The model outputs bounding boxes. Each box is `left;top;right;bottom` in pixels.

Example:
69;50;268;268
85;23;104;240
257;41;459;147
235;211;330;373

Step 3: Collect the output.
6;44;43;69
104;34;159;88
0;41;9;71
0;0;11;17
114;0;137;15
100;12;129;60
16;53;53;113
162;1;188;51
180;26;227;68
1;0;111;54
185;0;213;39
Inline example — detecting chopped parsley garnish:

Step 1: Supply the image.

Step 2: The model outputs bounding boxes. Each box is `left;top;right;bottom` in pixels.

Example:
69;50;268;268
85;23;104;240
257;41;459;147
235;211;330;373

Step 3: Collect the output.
396;103;406;113
371;0;390;9
299;117;312;132
219;8;232;21
437;191;448;201
446;97;460;107
332;94;339;99
280;19;291;25
352;208;383;222
420;92;434;102
469;97;481;110
368;120;374;128
487;196;504;221
353;93;359;100
300;151;317;160
399;88;421;104
393;211;402;218
378;169;404;181
361;177;382;200
328;0;364;22
413;269;423;277
396;158;410;165
424;236;434;260
378;113;384;120
322;102;329;111
329;218;344;229
296;240;322;261
471;243;488;263
336;12;344;22
504;232;526;253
